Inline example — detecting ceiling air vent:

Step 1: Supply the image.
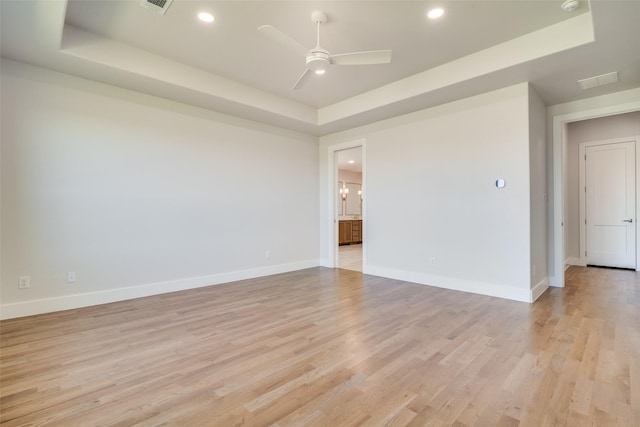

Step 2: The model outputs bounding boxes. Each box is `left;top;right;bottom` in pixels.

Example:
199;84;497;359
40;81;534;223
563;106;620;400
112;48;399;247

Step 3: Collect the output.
140;0;174;15
577;71;619;90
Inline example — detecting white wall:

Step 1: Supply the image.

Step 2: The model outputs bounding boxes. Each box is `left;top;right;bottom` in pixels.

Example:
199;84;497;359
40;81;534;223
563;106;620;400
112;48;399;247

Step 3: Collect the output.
528;85;548;299
320;84;537;302
1;60;320;319
565;111;640;261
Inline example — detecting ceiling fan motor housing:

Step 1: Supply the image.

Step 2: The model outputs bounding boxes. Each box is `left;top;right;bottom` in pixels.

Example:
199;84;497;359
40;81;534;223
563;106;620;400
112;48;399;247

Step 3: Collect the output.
306;49;330;72
257;9;391;89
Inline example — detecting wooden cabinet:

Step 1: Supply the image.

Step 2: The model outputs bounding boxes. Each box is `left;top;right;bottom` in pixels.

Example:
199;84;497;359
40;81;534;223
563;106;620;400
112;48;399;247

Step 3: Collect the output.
339;220;362;245
352;220;361;243
339;221;352;245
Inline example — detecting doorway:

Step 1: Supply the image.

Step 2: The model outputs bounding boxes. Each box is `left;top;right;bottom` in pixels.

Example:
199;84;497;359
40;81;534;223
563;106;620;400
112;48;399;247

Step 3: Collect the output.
552;103;640;287
579;138;637;269
336;147;363;272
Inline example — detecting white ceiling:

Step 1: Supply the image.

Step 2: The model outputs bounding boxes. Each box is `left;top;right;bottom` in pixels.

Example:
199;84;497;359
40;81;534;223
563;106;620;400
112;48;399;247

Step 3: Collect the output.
63;0;584;108
2;1;639;136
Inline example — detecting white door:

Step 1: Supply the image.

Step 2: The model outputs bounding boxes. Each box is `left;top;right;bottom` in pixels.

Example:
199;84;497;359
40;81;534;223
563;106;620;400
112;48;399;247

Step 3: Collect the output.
585;141;636;268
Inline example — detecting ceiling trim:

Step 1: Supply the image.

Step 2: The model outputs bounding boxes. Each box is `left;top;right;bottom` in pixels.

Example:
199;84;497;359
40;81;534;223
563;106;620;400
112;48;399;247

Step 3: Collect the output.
5;1;622;137
60;25;318;126
318;12;595;125
57;10;595;133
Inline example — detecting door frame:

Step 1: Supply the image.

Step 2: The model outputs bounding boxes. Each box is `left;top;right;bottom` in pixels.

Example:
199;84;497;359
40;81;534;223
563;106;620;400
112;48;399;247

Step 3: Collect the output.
578;136;640;269
551;100;640;287
327;139;366;269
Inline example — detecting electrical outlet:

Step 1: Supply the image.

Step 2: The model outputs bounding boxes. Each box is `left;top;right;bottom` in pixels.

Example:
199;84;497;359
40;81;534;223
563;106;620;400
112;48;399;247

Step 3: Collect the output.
265;251;271;260
18;276;30;289
430;257;437;266
67;272;76;283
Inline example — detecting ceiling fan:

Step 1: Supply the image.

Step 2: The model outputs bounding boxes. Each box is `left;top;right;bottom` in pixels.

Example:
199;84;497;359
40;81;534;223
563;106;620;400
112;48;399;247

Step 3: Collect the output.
258;11;392;90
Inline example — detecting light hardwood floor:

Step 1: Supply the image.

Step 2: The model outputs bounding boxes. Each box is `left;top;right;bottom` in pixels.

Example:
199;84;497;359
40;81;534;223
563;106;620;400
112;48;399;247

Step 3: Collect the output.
1;266;638;426
339;244;362;272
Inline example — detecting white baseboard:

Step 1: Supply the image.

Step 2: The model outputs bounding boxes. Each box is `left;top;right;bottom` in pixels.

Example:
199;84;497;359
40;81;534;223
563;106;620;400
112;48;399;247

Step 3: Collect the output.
0;260;319;320
363;265;534;303
565;257;585;267
531;278;549;302
549;274;563;287
318;258;334;268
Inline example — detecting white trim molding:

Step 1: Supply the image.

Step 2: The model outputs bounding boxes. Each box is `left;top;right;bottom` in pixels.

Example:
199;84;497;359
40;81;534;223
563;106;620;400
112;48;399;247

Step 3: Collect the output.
550;90;640;288
565;257;585;267
325;139;366;270
0;260;320;320
531;278;550;302
365;265;536;303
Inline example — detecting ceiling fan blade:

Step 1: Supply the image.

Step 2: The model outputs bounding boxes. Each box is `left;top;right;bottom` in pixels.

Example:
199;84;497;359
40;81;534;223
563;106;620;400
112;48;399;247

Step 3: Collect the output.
293;69;312;91
257;25;308;57
330;50;392;65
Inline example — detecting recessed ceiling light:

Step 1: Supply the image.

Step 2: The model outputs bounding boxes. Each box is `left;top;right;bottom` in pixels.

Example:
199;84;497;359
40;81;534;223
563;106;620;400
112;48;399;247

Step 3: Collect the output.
427;8;444;19
198;12;215;23
348;160;355;164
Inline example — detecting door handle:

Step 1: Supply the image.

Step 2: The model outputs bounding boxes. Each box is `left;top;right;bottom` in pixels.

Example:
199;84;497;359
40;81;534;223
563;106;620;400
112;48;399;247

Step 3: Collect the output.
623;219;634;223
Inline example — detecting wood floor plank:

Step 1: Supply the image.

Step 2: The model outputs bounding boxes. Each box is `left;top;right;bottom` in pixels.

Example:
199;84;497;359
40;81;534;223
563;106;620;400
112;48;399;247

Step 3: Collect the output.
1;266;639;425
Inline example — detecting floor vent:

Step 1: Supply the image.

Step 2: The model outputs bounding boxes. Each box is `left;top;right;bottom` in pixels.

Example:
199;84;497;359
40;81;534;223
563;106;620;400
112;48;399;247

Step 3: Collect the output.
140;0;174;15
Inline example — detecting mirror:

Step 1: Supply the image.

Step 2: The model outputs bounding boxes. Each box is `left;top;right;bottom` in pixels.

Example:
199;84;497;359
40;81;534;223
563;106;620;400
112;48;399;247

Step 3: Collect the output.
345;182;361;215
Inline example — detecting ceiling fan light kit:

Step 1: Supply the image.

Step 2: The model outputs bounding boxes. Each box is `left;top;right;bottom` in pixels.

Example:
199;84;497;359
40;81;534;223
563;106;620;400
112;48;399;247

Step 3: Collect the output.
258;10;392;90
306;50;330;74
